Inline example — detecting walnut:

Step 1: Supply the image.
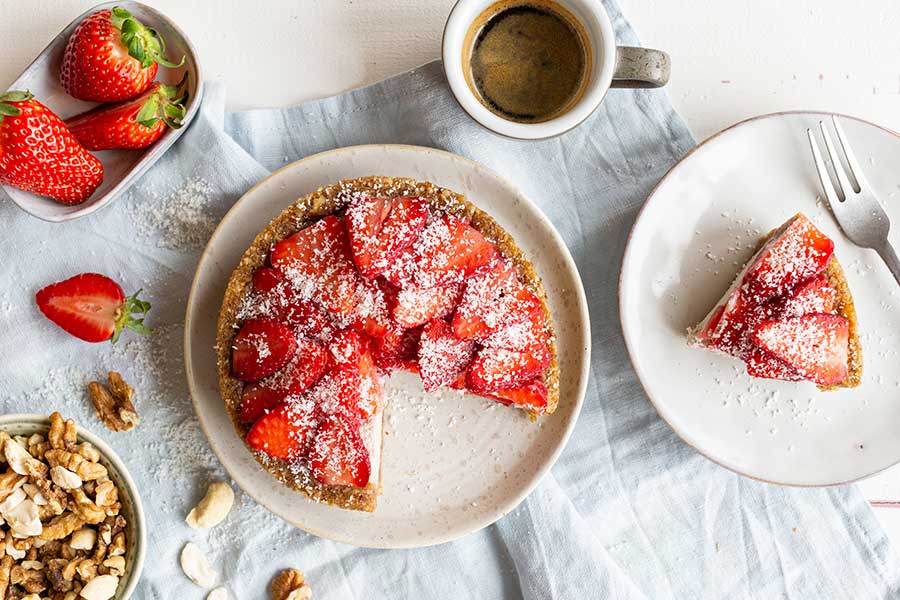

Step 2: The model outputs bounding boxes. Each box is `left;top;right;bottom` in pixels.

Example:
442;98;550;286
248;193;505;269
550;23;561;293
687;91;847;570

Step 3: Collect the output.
68;490;105;525
44;450;107;482
75;444;100;464
271;569;312;600
47;414;77;452
39;514;84;542
88;372;140;432
92;480;117;509
10;564;46;593
0;470;26;503
107;533;125;558
0;555;12;598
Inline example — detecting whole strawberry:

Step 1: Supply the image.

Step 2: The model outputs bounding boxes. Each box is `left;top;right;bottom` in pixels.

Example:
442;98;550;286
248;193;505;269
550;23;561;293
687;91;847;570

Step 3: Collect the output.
66;79;187;150
60;6;183;102
35;273;151;343
0;91;103;205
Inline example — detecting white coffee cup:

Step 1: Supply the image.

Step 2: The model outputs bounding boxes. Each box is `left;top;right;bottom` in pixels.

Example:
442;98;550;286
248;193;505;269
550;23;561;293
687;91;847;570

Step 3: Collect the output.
442;0;670;139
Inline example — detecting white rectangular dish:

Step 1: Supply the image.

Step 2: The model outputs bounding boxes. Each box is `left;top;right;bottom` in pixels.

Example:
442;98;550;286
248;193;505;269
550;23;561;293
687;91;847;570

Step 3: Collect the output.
2;1;203;222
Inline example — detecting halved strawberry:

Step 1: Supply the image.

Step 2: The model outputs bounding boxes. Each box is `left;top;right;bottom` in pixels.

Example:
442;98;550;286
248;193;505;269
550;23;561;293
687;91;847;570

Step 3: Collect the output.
382;245;418;289
468;310;552;392
418;319;475;392
393;282;463;329
35;273;151;343
745;348;804;382
346;196;429;277
490;379;548;414
452;260;542;341
752;314;849;386
777;275;836;317
743;214;834;304
270;216;358;317
252;267;333;337
309;415;371;487
411;216;498;288
372;326;422;370
318;330;384;421
247;400;317;462
231;319;297;382
350;277;395;338
239;339;329;423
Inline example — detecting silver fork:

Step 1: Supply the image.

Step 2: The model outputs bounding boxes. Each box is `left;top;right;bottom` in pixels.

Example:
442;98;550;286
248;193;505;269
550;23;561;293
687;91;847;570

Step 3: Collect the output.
806;115;900;286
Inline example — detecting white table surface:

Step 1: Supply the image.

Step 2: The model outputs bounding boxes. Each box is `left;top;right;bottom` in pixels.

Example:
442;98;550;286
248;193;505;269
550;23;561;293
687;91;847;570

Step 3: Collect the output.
3;0;900;548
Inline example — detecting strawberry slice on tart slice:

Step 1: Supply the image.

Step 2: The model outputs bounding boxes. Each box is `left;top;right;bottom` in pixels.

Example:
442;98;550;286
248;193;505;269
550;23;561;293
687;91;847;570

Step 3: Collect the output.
752;314;850;386
346;196;429;278
372;325;422;371
418;319;475;392
246;399;317;462
231;319;298;382
410;215;498;289
393;281;464;329
467;308;552;393
490;379;549;414
349;277;396;339
452;259;542;341
251;267;333;338
776;275;836;318
745;347;805;382
309;415;372;488
270;216;359;318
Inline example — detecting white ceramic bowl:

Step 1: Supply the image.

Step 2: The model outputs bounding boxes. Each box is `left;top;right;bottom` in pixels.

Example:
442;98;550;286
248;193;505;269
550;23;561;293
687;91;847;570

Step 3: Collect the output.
0;414;146;599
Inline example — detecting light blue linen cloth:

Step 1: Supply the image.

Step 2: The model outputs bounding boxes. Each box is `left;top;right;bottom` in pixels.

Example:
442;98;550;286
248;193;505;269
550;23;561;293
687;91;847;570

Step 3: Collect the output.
2;2;899;598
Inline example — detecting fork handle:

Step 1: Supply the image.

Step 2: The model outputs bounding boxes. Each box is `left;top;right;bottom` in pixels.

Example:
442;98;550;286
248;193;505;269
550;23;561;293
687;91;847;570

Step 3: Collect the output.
876;242;900;287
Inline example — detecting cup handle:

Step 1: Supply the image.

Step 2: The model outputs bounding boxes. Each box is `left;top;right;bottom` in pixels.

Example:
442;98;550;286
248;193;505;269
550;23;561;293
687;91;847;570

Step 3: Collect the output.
611;46;671;88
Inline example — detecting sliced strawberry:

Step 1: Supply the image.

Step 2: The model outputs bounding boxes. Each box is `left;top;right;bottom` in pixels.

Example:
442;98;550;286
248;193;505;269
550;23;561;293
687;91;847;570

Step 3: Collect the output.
393;282;463;329
418;319;475;392
743;214;834;304
350;277;395;338
745;348;804;382
354;348;383;419
452;260;542;341
34;273;150;343
752;314;849;386
777;275;836;317
309;415;371;487
251;267;333;337
246;400;317;462
270;216;358;317
372;326;422;370
231;319;298;382
239;339;329;423
410;216;498;288
346;196;429;277
468;310;552;392
489;379;548;414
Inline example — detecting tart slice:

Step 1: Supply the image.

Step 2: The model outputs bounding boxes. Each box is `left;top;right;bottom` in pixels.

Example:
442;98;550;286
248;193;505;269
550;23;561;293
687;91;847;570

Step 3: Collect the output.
688;213;861;389
216;176;559;512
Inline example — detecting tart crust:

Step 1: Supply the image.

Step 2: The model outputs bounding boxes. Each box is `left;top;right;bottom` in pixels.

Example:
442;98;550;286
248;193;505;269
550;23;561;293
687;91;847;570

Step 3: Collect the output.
216;176;560;512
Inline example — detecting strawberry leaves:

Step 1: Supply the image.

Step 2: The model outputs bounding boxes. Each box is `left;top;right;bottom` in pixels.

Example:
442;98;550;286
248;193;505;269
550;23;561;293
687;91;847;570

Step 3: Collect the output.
113;289;152;343
111;6;184;69
0;91;32;120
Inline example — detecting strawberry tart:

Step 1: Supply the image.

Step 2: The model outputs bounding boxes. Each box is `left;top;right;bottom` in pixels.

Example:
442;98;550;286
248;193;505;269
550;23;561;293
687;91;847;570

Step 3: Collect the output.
689;213;862;389
216;176;559;511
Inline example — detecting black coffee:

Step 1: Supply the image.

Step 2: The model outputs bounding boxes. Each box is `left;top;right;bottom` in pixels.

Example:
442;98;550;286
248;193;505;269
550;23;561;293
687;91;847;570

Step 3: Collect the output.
465;0;590;123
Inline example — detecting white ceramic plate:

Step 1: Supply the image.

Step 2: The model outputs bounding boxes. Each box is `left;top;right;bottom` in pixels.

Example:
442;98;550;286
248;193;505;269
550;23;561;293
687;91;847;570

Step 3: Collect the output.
185;145;590;548
621;112;900;487
3;1;203;222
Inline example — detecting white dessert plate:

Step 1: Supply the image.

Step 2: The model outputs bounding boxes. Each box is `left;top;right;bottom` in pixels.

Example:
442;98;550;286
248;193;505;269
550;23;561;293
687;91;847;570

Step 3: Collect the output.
620;112;900;486
185;144;590;548
2;1;203;222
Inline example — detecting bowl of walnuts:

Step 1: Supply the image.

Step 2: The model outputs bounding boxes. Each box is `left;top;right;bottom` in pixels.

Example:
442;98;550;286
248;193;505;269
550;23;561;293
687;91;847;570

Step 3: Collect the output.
0;412;145;600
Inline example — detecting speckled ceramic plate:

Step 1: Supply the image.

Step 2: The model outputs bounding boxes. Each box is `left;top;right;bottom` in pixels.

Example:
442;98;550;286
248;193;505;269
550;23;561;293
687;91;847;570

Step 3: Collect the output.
620;112;900;486
0;414;146;599
185;144;590;548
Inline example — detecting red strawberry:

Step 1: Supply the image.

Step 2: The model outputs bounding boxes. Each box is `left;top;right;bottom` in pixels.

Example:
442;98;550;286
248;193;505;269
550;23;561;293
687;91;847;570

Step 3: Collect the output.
490;379;548;414
418;319;475;392
752;314;849;386
60;7;183;102
745;348;804;382
468;309;552;392
246;400;317;462
382;245;418;288
314;330;383;421
350;277;395;338
35;273;150;343
411;216;498;288
270;216;358;317
393;281;463;329
309;415;371;487
239;339;329;423
452;260;542;341
231;319;297;382
777;275;836;317
346;196;429;277
251;267;332;338
743;214;834;304
372;326;422;370
0;92;103;205
65;80;187;151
